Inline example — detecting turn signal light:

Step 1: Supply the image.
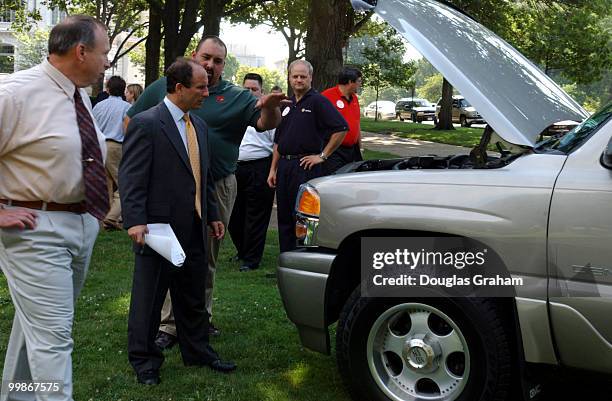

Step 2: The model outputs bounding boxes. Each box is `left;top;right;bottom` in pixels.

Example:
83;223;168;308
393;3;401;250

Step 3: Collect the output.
296;185;320;216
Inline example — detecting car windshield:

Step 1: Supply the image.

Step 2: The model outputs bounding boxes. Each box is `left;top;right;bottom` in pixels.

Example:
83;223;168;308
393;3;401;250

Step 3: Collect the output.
460;99;472;107
415;100;429;107
536;103;612;153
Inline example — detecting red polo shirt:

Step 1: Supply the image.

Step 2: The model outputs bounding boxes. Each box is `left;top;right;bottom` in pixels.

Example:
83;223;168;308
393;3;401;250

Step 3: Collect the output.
321;85;361;146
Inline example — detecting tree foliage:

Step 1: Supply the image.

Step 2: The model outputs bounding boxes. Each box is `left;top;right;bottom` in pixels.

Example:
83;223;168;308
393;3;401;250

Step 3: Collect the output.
222;53;240;83
229;0;308;67
48;0;149;68
417;74;444;103
356;26;416;121
1;0;42;32
234;64;285;92
140;0;270;84
14;28;49;71
507;0;611;85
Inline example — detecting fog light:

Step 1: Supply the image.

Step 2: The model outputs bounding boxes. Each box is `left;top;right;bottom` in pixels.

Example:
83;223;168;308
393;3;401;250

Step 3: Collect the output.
296;221;308;240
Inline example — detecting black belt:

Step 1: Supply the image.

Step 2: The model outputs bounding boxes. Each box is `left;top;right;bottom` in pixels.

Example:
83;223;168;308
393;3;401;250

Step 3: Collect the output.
0;199;87;213
280;153;316;160
237;155;272;166
105;138;123;144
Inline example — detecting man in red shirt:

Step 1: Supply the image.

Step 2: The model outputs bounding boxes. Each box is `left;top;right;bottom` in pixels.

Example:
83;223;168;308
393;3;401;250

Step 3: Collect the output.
321;67;363;174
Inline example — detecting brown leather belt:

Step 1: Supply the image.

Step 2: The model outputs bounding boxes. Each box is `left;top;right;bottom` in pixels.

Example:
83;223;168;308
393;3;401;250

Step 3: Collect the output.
0;199;87;214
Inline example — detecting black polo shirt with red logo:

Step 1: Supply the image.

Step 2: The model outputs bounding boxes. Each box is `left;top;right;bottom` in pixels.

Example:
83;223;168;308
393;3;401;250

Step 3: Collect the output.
274;88;348;156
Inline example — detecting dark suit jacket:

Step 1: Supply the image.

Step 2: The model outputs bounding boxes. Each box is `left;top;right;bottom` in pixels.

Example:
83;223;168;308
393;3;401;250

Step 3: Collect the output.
119;102;219;253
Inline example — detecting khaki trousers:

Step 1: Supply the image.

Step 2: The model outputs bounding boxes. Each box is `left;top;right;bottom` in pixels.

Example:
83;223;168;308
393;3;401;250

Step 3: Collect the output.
0;210;99;401
104;141;122;228
159;174;237;335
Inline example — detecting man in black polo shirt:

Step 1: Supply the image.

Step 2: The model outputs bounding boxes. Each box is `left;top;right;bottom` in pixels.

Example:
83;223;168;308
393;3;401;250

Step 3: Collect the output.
267;60;348;253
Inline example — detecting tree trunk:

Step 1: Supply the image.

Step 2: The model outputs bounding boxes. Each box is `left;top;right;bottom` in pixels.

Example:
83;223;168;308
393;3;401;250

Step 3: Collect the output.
435;77;454;130
203;0;227;36
145;6;162;86
162;0;202;71
305;0;353;91
162;0;179;70
285;37;300;96
374;79;380;122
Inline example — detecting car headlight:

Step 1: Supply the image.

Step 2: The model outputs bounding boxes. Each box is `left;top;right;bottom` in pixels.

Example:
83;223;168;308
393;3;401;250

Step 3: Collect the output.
295;184;320;247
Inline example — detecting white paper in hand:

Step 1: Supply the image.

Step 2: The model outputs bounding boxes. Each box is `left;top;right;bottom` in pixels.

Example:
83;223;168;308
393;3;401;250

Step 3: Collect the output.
145;223;186;267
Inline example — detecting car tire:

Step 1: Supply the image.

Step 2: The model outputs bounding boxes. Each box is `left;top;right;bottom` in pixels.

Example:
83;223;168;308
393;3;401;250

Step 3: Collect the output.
398;113;404;121
336;288;513;401
411;112;417;123
460;115;470;127
433;116;438;125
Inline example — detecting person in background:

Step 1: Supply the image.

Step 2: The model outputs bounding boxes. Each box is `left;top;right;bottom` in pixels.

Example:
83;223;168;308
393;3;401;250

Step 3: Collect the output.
93;75;131;231
0;15;110;401
228;73;277;272
125;83;143;104
267;59;348;253
321;67;363;174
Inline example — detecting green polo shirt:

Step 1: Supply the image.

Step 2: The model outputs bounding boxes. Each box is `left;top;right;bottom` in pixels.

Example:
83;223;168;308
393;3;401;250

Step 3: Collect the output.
127;77;261;181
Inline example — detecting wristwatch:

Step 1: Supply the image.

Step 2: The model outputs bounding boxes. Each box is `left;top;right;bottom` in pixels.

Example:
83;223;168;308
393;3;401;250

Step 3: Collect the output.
319;152;328;161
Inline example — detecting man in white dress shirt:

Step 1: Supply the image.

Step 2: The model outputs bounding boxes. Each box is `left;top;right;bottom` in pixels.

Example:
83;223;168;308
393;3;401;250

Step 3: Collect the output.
228;74;277;272
0;15;110;401
92;75;131;230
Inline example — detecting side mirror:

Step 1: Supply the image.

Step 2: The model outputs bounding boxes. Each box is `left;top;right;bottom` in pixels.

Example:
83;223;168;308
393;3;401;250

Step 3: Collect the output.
601;137;612;169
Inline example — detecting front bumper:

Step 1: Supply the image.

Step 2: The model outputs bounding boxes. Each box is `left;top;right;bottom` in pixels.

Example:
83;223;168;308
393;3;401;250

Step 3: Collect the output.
467;116;486;124
416;112;435;120
277;249;336;354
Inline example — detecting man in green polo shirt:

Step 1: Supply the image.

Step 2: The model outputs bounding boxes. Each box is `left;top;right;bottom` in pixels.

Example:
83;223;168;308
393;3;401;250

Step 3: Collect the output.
124;35;284;348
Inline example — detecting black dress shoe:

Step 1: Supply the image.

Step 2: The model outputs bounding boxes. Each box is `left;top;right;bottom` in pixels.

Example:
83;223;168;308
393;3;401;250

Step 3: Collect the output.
155;331;177;350
137;369;160;385
208;323;220;337
239;264;259;272
208;359;237;373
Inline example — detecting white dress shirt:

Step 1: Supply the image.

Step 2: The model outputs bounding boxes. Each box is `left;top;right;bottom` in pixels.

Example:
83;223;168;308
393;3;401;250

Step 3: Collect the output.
0;59;106;203
163;97;189;152
238;126;275;161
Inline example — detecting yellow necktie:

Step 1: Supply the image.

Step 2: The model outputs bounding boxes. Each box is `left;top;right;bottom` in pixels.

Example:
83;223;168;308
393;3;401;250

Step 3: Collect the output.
183;113;201;218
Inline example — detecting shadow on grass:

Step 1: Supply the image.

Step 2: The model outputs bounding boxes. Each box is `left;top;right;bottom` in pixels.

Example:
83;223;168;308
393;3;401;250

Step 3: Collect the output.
0;230;349;401
361;117;484;147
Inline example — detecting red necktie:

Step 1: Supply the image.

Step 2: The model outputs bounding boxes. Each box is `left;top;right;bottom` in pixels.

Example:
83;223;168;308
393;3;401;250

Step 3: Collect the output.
74;89;109;220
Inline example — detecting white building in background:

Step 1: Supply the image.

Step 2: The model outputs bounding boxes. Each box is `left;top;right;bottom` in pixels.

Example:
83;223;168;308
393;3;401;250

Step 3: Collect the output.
227;42;265;68
0;1;144;86
107;31;145;86
0;0;65;74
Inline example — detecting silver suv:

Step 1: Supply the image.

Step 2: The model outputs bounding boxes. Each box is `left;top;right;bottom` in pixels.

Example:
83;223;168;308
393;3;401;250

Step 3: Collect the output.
277;1;609;401
435;95;485;127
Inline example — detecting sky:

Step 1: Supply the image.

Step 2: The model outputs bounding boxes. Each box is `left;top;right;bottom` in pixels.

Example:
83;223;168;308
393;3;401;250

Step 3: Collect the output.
220;22;289;70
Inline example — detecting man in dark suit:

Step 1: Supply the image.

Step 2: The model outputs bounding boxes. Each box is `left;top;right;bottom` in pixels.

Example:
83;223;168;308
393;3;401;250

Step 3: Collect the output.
119;58;236;386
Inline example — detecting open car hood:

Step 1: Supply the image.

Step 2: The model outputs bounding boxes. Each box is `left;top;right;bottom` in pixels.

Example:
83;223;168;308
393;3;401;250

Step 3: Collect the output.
351;0;589;147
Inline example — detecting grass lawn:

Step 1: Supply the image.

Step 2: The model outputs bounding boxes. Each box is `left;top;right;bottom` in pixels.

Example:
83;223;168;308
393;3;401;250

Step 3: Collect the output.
0;230;350;401
362;148;400;160
361;117;483;147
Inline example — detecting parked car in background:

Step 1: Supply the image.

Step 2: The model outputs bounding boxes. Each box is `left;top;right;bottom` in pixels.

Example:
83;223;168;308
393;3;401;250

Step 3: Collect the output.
395;97;436;122
364;100;396;120
278;1;598;401
435;95;486;127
